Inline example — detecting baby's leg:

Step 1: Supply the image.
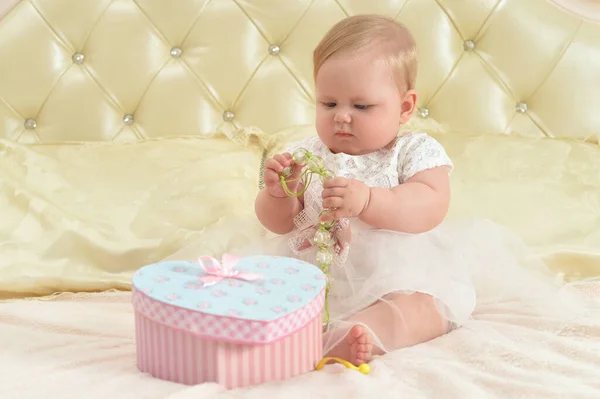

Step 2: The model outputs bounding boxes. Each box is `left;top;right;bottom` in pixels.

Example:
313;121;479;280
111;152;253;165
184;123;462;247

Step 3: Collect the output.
326;292;449;366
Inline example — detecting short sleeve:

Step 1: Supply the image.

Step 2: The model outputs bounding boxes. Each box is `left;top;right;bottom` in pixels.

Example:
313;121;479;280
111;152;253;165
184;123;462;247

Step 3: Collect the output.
396;133;453;183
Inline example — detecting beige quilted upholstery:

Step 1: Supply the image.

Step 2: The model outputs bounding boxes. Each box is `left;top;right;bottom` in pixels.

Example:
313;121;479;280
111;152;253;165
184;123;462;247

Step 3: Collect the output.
1;0;599;144
0;0;599;298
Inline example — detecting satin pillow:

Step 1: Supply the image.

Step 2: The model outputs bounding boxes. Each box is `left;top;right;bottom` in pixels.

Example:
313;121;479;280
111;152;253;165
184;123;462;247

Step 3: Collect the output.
0;136;265;299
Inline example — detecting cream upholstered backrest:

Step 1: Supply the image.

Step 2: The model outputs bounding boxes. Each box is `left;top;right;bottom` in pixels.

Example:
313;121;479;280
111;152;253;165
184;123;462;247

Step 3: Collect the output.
1;0;599;299
1;0;599;144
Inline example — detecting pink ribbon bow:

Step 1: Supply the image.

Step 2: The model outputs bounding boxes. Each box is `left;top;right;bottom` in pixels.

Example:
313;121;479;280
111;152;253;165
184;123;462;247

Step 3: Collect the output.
198;254;262;287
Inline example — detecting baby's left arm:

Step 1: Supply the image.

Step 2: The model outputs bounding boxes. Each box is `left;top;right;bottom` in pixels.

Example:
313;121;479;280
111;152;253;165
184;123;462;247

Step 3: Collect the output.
356;166;451;233
320;166;450;233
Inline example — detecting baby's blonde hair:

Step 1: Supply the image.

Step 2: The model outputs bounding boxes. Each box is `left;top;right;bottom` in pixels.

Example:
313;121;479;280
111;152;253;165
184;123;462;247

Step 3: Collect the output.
313;15;418;91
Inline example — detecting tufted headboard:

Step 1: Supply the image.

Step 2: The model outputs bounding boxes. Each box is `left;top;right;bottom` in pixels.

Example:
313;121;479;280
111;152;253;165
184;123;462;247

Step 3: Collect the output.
1;0;599;299
1;0;599;143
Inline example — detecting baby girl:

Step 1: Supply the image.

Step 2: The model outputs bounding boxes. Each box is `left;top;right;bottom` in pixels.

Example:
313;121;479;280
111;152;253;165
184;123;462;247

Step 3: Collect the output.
255;15;474;366
164;14;587;369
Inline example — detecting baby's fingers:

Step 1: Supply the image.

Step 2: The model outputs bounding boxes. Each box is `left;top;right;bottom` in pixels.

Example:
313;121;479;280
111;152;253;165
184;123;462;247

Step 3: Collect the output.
322;177;348;188
267;154;293;171
274;153;292;164
322;187;346;199
265;158;284;173
263;168;280;183
322;197;343;209
320;208;344;222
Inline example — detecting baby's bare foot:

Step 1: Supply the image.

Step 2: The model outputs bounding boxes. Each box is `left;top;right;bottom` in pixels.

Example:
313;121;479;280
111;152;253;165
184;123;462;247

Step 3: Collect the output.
346;324;373;365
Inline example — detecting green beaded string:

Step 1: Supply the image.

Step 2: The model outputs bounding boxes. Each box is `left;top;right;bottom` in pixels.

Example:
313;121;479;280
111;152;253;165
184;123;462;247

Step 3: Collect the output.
279;149;333;197
279;149;336;328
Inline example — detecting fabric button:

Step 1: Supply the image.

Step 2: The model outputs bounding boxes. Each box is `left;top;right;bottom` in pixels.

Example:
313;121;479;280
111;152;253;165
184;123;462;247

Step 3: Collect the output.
72;53;85;64
268;44;280;56
515;102;528;113
24;118;37;130
463;40;475;51
123;114;135;125
170;47;182;58
222;110;235;122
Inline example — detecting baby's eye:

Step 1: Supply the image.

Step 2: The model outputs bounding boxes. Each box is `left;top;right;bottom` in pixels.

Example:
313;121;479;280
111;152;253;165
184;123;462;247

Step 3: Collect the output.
322;102;337;108
354;104;370;110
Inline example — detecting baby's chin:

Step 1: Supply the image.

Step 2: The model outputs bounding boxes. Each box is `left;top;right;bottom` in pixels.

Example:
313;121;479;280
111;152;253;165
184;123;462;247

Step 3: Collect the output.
319;130;398;155
324;138;378;156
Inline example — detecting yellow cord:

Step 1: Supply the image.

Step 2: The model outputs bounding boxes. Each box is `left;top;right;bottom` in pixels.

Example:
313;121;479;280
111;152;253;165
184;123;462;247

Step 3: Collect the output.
315;357;371;374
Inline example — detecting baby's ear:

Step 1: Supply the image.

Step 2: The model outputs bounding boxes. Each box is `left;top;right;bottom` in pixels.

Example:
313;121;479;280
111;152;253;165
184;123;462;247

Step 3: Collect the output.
399;89;418;124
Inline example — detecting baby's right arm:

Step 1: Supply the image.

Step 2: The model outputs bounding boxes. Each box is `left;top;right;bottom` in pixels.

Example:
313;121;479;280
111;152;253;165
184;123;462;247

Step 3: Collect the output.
255;153;304;235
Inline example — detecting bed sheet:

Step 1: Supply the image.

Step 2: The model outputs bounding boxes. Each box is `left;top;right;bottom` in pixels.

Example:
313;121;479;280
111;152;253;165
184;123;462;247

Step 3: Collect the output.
1;283;599;399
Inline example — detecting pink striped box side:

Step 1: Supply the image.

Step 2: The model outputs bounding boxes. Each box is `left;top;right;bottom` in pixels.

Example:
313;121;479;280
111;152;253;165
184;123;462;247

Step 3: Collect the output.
135;310;323;388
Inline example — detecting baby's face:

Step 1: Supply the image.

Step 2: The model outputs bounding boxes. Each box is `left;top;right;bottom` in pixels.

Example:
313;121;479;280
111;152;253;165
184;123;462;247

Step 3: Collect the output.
315;50;412;155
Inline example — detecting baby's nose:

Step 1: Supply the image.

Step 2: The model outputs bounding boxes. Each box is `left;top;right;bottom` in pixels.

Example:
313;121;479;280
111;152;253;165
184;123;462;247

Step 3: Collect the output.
334;112;351;123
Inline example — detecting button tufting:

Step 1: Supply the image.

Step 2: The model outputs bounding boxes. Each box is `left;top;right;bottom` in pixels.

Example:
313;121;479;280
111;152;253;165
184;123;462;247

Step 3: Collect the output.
222;110;235;122
123;114;135;125
417;107;429;118
268;44;280;56
463;40;476;51
515;102;528;113
24;118;37;130
72;53;85;65
170;47;182;58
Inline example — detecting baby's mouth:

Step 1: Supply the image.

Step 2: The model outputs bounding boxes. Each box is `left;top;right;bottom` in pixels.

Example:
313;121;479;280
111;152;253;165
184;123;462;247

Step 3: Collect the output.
335;128;353;137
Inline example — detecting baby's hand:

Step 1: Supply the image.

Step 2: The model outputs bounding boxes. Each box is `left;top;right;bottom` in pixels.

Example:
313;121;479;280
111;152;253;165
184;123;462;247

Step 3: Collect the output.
320;177;370;221
263;153;304;198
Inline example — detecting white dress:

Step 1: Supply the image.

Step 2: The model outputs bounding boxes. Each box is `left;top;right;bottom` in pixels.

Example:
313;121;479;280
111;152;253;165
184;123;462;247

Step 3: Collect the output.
166;132;591;356
263;133;476;353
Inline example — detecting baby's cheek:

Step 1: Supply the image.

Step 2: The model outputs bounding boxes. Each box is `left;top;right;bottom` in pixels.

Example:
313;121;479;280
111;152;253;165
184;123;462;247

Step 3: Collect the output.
373;111;398;133
357;114;379;135
316;112;331;129
315;115;333;142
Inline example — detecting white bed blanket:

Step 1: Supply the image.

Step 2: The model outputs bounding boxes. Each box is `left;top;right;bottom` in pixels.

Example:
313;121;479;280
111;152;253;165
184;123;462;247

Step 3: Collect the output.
1;284;599;399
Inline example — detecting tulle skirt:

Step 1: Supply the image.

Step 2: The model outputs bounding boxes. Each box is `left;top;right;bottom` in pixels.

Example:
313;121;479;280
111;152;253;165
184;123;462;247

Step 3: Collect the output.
164;217;591;357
